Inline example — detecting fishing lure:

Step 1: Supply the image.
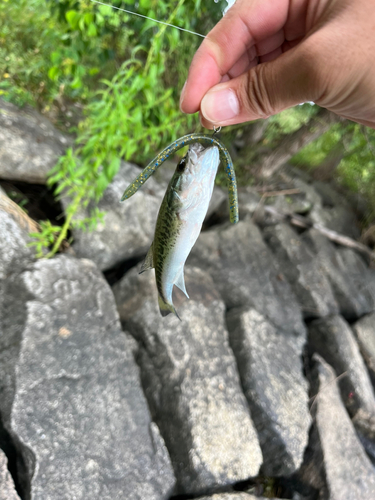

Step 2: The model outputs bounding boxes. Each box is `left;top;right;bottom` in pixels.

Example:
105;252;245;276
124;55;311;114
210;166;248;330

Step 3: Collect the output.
121;132;239;224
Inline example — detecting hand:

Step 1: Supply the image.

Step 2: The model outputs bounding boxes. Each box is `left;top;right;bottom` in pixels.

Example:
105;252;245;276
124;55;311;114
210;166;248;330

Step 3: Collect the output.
180;0;375;129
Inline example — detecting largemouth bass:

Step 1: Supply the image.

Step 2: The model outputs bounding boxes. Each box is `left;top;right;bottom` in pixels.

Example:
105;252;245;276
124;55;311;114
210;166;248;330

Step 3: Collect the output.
140;143;220;319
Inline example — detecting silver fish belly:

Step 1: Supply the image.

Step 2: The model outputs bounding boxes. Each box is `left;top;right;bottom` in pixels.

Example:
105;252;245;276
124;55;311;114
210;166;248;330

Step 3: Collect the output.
140;143;220;319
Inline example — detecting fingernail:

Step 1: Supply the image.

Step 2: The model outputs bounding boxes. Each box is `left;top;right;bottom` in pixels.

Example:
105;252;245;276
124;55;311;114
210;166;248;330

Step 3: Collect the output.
201;88;239;123
179;81;187;111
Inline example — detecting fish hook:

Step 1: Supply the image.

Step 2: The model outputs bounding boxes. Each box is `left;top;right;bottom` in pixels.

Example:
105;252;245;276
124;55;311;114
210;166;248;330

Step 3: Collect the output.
121;133;239;224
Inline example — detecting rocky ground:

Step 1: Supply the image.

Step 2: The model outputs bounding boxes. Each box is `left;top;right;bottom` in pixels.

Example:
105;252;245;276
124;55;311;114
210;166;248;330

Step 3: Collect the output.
1;99;375;500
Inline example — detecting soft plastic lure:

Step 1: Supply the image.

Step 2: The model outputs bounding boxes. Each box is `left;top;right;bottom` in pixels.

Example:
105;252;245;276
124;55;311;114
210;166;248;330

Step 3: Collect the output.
120;133;239;224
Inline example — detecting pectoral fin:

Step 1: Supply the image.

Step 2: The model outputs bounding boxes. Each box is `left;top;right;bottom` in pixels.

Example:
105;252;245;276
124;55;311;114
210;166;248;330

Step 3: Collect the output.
174;268;189;298
139;243;154;274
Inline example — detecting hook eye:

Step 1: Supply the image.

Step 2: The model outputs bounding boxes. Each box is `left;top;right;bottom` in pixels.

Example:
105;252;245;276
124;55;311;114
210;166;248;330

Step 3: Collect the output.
213;126;222;135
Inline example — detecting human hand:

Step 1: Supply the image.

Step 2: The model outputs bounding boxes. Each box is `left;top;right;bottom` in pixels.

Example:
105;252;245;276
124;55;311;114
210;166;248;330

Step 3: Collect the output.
180;0;375;129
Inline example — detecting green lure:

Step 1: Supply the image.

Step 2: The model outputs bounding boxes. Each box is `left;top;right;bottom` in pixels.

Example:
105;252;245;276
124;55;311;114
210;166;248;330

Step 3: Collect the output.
121;133;239;224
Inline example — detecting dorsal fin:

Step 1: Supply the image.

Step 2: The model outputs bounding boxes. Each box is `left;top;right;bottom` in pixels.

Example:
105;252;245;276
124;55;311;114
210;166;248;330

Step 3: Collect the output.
174;267;189;298
139;243;154;274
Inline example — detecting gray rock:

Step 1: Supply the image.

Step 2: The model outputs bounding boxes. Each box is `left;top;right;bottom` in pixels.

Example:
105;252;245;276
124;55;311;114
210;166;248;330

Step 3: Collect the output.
226;307;311;476
309;315;375;419
310;354;375;500
303;230;374;320
353;312;375;380
0;187;36;280
0;99;70;184
67;161;166;270
263;223;338;318
113;266;263;494
0;449;20;500
0;188;36;424
1;255;175;500
198;494;277;500
188;219;305;335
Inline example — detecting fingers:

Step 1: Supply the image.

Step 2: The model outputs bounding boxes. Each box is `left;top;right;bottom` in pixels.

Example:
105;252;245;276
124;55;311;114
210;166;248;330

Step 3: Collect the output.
180;0;290;113
199;38;322;128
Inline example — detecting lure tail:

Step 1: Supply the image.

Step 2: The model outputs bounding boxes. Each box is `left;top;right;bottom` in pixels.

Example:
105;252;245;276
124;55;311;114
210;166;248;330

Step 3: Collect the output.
158;295;181;320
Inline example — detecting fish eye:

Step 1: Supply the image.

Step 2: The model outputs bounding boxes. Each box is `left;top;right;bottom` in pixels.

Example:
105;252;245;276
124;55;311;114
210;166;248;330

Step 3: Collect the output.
177;157;186;172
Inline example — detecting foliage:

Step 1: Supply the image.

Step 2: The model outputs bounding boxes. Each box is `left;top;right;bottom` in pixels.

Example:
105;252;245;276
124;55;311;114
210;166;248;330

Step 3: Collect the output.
2;0;375;255
1;0;226;256
263;103;319;146
292;122;375;223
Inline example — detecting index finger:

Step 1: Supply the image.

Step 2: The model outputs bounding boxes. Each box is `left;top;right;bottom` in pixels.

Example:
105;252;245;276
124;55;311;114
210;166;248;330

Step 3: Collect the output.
180;0;289;113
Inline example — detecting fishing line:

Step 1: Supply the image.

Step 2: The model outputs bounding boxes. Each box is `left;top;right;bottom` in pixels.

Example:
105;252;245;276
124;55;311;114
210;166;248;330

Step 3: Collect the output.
90;0;206;38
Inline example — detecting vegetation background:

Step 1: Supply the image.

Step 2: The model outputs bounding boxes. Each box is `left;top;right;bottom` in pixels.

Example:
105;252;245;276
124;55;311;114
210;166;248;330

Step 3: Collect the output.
1;0;374;256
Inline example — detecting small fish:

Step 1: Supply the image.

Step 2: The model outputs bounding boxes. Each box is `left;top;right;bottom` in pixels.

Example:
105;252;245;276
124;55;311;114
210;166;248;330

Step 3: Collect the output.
140;143;220;318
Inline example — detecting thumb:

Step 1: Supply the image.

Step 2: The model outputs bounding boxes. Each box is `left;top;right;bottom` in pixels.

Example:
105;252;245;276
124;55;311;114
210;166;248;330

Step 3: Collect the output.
200;40;322;127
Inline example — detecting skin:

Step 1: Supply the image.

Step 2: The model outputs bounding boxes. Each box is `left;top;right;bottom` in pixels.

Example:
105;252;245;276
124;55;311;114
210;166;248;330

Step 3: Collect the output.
180;0;375;129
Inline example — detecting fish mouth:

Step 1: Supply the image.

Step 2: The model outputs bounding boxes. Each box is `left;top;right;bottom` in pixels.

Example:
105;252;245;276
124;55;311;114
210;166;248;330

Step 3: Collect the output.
187;143;220;177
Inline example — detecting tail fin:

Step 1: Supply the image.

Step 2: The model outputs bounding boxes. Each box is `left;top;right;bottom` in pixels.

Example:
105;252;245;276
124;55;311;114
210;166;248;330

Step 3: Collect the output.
158;295;181;320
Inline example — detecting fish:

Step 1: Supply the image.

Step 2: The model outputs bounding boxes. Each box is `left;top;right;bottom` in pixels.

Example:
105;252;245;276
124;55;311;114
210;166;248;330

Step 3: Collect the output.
139;143;220;319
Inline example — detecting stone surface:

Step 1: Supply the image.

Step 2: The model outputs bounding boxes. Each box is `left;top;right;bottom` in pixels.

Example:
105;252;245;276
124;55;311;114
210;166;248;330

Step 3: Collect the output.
67;161;166;271
0;187;36;426
310;354;375;500
226;307;311;476
303;229;375;320
0;255;175;500
0;187;36;280
353;312;375;380
0;99;70;184
113;266;263;495
263;223;338;318
0;449;20;500
188;219;305;335
198;494;276;500
309;315;375;418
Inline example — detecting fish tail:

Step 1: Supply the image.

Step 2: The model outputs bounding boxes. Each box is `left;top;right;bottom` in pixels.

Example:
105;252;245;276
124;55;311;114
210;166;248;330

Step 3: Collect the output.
158;295;181;320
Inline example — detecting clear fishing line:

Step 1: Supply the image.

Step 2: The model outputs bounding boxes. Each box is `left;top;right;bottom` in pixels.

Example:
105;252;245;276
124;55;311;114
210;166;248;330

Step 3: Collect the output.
90;0;206;38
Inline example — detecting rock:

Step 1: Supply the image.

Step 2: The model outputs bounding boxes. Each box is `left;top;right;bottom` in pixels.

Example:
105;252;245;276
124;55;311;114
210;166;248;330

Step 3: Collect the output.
67;161;166;271
188;219;305;335
303;229;374;320
308;315;375;418
0;188;36;426
113;266;263;495
0;99;70;184
310;354;375;499
0;187;36;280
353;312;375;381
198;494;277;500
226;307;311;476
263;223;338;318
0;255;175;500
0;449;20;500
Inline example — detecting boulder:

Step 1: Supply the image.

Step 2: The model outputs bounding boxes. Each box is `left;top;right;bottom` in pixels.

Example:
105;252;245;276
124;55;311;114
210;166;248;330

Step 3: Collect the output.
67;161;166;270
353;312;375;381
113;266;263;495
308;315;375;418
0;255;175;500
263;223;338;318
198;494;277;500
0;99;70;184
303;229;375;320
188;219;305;335
226;307;311;476
0;449;20;500
309;354;375;500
